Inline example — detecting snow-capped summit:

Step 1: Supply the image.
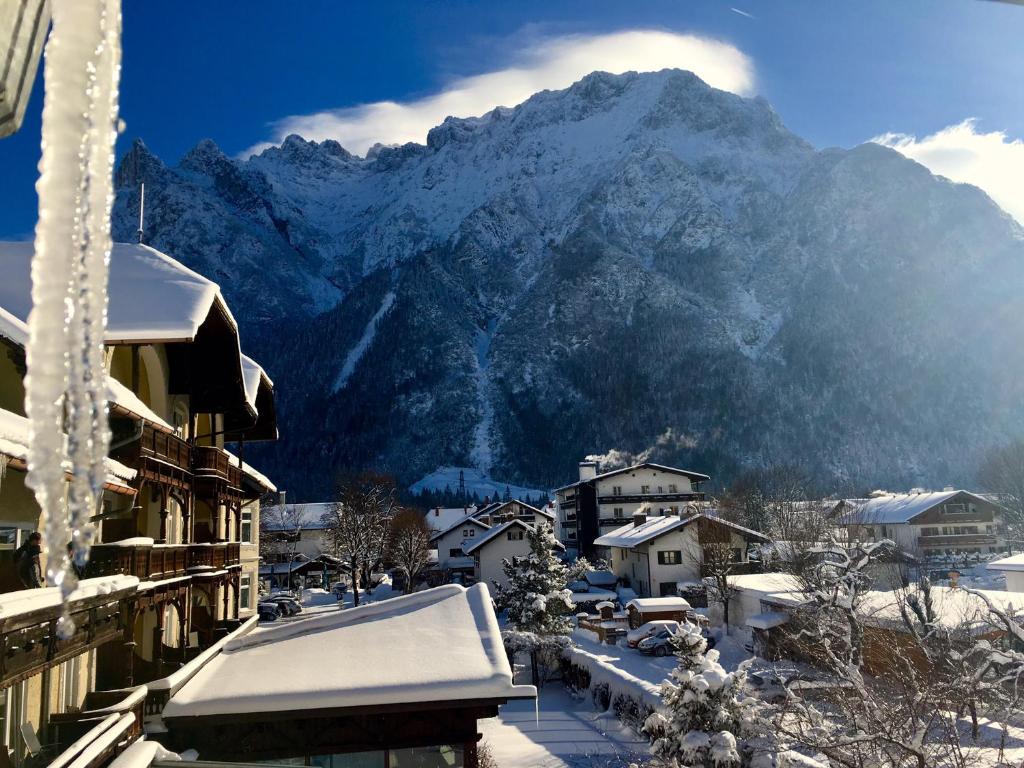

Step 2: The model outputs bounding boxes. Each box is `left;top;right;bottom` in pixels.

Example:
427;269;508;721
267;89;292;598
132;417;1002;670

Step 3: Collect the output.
110;68;1024;500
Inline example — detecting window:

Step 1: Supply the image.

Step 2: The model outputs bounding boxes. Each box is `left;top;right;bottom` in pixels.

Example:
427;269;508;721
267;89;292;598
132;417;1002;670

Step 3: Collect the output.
612;485;622;496
449;548;463;558
922;527;939;536
657;486;664;493
614;507;624;516
657;550;682;565
240;509;253;544
507;530;524;541
669;484;678;493
641;485;650;494
945;503;968;515
619;548;627;561
240;573;252;609
469;528;476;537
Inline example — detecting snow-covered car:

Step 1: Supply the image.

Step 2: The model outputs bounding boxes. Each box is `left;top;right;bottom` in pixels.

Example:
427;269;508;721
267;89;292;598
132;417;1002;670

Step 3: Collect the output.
626;620;680;649
637;628;678;656
257;600;286;617
331;581;348;598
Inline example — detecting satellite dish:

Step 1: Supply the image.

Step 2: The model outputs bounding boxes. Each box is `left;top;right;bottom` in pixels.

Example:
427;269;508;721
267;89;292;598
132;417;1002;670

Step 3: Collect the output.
0;0;50;139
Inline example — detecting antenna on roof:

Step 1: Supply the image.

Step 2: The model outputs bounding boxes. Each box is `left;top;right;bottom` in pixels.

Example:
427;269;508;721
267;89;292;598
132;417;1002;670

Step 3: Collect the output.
137;183;145;244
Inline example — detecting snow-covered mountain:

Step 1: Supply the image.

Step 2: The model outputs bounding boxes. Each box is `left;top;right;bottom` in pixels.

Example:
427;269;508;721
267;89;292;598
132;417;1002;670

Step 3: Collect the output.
111;69;1024;501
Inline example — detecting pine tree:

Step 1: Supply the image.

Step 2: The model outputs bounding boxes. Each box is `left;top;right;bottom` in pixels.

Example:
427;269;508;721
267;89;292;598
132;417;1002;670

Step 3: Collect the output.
496;524;573;636
645;623;776;768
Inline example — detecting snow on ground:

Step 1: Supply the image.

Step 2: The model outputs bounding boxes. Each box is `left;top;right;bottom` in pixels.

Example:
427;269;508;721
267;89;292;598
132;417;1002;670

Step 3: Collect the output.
480;685;647;768
410;465;548;501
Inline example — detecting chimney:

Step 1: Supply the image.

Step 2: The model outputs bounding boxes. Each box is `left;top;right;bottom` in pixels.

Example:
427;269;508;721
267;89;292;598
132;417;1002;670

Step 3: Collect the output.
943;486;955;492
434;507;440;517
278;490;286;507
578;460;599;482
633;511;647;527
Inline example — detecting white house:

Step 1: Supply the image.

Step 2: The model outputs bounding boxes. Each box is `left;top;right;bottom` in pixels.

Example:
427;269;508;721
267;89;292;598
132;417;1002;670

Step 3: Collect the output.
429;511;491;577
472;499;555;527
835;490;1008;557
260;502;332;560
594;510;769;597
463;519;536;593
987;553;1024;592
423;505;478;535
554;460;710;556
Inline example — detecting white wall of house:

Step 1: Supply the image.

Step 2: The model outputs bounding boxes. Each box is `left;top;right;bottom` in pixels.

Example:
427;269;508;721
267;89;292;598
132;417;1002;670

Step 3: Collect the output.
434;524;484;571
474;528;530;592
594;468;694;498
1002;571;1024;592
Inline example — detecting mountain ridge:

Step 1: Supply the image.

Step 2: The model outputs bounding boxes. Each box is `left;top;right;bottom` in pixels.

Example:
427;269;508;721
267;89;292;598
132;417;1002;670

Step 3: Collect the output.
111;68;1024;500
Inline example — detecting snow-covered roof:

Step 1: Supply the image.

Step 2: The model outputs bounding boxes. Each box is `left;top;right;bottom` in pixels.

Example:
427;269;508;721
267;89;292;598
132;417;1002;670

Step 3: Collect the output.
462;519;533;555
0;242;238;343
429;510;492;541
988;554;1024;573
836;490;994;525
859;585;1024;632
567;589;618;604
626;597;691;612
106;377;174;432
746;611;790;630
240;354;272;412
585;569;618;587
593;512;769;549
0;575;138;619
552;462;711;492
0;406;137;491
725;572;804;596
162;584;535;718
424;506;477;533
223;449;276;492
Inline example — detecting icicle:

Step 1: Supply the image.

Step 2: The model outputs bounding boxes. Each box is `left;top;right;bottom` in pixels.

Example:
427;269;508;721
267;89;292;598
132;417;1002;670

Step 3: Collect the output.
26;0;121;639
0;455;7;494
535;693;540;728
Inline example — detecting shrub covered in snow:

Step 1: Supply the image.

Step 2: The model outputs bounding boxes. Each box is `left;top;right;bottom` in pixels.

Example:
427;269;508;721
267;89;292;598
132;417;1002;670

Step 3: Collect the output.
496;524;574;635
644;622;777;767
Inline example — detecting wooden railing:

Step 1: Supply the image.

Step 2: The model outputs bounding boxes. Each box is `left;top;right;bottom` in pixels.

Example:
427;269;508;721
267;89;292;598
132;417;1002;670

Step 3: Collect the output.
192;446;242;487
139;423;191;469
48;685;147;758
87;542;241;580
0;586;134;691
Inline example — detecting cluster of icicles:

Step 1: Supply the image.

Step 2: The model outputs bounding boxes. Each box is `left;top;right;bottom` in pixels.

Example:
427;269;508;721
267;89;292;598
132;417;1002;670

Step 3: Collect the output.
26;0;122;638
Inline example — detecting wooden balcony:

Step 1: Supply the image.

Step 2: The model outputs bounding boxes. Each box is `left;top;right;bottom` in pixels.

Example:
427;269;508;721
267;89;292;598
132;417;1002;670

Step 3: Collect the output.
0;583;135;691
48;686;146;766
192;446;242;487
917;533;997;549
87;542;241;581
111;422;192;491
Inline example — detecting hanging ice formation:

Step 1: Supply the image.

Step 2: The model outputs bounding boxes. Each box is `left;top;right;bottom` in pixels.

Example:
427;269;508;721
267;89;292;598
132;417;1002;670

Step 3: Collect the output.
25;0;122;639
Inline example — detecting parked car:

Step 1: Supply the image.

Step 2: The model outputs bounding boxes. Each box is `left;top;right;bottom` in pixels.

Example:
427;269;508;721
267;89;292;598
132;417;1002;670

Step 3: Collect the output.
258;599;286;617
626;620;680;649
257;603;281;622
331;581;348;598
637;628;678;657
263;595;302;615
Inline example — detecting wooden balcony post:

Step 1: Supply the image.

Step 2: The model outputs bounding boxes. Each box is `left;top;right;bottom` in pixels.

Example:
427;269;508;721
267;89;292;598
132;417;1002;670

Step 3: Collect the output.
158;485;169;543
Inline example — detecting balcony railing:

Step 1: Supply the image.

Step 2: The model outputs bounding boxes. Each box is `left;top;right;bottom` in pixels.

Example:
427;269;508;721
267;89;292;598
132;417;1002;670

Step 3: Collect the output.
192;445;243;487
86;542;241;580
917;533;997;548
139;423;191;469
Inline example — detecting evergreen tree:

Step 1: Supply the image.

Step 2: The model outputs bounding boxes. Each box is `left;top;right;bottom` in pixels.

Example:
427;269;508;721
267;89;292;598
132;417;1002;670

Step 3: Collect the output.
645;623;776;767
496;524;573;635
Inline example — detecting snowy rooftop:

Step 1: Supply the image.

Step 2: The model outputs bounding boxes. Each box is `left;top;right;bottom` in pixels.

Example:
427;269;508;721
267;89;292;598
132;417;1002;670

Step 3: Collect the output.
859;586;1024;631
0;575;137;619
224;449;276;492
584;569;618;587
746;611;790;630
0;242;238;343
463;519;533;555
424;506;478;533
988;554;1024;573
429;509;491;541
725;572;804;596
240;354;272;412
552;461;710;492
626;597;691;612
593;512;768;549
162;584;535;718
836;490;990;525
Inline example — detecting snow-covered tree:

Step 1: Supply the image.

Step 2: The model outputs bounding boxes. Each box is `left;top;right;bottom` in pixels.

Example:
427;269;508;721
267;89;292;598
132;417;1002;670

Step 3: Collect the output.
496;523;574;635
645;622;777;767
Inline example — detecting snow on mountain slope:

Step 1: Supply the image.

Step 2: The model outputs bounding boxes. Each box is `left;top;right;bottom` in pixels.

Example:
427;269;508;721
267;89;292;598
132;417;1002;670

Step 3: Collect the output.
111;69;1024;501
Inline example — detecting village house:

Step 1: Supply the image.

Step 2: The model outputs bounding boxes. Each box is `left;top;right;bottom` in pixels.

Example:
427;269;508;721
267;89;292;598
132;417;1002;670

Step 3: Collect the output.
594;509;769;598
463;519;562;592
424;505;478;535
429;511;491;582
258;501;332;562
0;241;277;766
554;460;709;556
835;490;1008;558
987;553;1024;591
472;499;555;527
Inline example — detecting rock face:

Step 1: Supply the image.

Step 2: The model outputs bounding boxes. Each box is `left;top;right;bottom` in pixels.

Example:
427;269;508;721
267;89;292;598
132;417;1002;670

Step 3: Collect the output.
111;69;1024;501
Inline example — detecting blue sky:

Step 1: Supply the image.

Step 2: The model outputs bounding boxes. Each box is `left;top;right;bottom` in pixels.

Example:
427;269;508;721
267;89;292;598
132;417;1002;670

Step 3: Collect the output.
2;0;1024;237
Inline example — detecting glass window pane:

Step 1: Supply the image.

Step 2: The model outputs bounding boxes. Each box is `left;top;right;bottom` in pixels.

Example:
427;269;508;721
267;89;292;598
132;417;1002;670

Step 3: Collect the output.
309;751;387;768
389;744;463;768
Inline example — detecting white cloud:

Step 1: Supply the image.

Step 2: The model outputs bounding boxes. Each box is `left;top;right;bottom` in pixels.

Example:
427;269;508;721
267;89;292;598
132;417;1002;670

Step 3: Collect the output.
873;119;1024;225
245;29;754;158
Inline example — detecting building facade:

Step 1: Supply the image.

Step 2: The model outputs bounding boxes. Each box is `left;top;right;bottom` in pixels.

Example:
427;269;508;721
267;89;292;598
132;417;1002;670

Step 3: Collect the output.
0;242;277;765
554;461;709;556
